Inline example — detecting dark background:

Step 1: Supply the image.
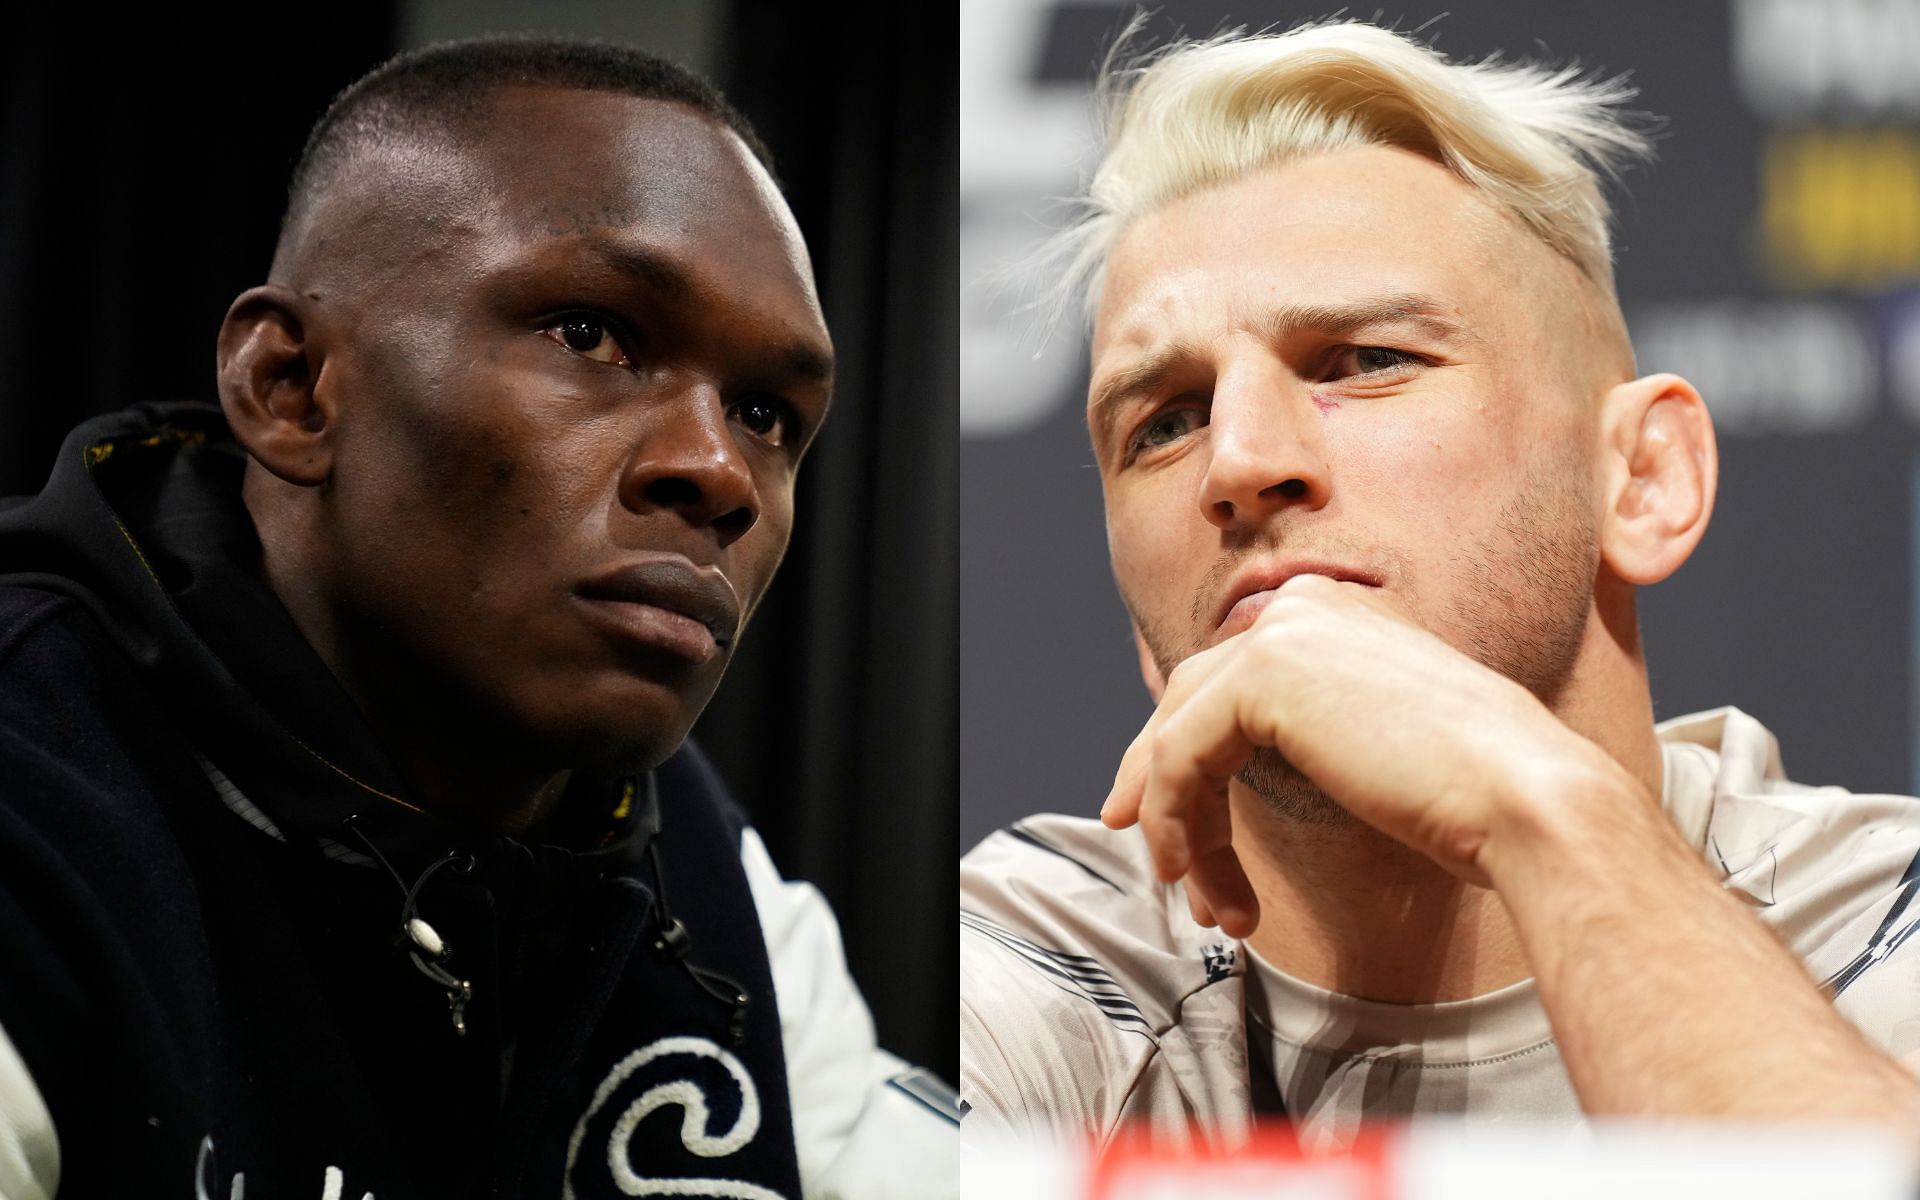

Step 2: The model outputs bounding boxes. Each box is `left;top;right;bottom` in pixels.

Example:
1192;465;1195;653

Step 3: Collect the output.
0;1;956;1080
961;0;1920;851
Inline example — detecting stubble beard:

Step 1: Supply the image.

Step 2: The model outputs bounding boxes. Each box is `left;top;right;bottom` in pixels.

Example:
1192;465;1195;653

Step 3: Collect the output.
1127;459;1598;829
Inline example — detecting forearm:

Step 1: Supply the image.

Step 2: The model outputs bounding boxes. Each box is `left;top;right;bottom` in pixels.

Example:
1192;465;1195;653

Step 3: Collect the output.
1485;764;1920;1127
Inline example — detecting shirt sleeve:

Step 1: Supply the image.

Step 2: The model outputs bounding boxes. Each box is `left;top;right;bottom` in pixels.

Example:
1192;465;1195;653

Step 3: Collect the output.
957;911;1134;1146
739;828;958;1200
0;1016;57;1200
958;975;1022;1144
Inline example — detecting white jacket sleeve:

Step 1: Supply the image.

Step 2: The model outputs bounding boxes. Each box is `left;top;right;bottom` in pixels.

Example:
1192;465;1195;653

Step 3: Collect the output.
739;828;958;1200
0;1016;57;1200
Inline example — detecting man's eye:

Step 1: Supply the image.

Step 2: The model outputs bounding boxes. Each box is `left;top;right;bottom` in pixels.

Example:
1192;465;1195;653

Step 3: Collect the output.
544;315;632;367
1127;406;1207;458
730;395;791;446
1330;346;1423;379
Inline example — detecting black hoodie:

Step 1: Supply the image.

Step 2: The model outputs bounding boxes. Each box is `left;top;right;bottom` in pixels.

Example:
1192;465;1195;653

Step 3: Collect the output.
0;402;802;1197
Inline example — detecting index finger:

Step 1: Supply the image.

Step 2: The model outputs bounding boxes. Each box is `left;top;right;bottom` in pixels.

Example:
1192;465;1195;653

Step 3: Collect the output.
1102;632;1243;829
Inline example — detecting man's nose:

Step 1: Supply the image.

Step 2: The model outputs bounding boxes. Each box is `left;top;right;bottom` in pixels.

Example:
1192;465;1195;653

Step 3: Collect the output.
1198;358;1331;531
618;382;760;546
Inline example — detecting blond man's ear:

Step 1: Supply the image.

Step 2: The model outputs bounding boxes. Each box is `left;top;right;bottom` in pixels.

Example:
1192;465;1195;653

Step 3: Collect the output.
1597;372;1718;586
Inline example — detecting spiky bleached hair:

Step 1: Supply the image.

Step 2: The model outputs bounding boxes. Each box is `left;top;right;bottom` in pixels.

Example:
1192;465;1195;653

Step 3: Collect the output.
1048;19;1655;322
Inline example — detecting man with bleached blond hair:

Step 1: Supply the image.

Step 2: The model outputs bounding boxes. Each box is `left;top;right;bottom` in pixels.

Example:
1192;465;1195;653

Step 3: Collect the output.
961;20;1920;1149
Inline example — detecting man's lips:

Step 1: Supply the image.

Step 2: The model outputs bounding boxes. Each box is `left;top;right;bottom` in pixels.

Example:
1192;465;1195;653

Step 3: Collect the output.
575;557;741;664
1214;561;1383;636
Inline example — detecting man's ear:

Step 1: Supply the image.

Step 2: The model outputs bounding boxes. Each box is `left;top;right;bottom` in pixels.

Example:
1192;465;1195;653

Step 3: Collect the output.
1598;372;1717;586
1131;623;1167;703
216;285;333;487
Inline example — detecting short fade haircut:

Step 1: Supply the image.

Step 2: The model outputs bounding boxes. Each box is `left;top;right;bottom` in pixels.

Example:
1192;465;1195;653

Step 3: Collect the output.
279;35;774;252
1047;20;1655;322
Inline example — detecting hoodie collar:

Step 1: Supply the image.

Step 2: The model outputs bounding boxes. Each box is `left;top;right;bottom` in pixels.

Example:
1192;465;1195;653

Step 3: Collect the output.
0;403;649;874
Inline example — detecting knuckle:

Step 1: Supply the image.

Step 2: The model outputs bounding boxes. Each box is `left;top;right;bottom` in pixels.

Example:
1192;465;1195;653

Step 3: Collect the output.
1247;622;1297;664
1258;593;1313;626
1149;722;1182;760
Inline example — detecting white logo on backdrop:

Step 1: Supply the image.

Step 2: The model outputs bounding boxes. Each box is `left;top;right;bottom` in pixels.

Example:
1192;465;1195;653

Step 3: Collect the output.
961;0;1102;436
1736;0;1920;117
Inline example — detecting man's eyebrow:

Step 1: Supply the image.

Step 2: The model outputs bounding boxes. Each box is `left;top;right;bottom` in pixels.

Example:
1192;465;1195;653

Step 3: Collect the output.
579;240;696;299
1254;292;1475;346
779;342;834;386
1088;292;1475;436
573;239;833;386
1088;346;1193;440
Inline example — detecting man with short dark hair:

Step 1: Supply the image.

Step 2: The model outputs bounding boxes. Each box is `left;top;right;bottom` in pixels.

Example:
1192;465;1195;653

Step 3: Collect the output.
0;38;953;1198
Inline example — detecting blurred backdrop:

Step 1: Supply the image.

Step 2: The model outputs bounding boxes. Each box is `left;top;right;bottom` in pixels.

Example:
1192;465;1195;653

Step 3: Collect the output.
0;0;956;1079
962;0;1920;851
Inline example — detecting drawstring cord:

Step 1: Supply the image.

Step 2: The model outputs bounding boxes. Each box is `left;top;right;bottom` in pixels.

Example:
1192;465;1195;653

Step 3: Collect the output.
340;775;748;1046
343;815;476;1036
647;838;750;1044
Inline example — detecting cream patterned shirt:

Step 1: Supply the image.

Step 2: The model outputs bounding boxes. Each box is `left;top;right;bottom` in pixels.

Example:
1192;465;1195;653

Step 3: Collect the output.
960;709;1920;1148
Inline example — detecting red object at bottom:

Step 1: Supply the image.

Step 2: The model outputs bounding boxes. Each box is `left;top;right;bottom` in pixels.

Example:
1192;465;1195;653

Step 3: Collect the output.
1088;1123;1398;1200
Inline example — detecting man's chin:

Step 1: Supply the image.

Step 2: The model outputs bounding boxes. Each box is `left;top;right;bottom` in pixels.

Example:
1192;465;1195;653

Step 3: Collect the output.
1238;749;1360;830
519;678;713;773
540;720;691;776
